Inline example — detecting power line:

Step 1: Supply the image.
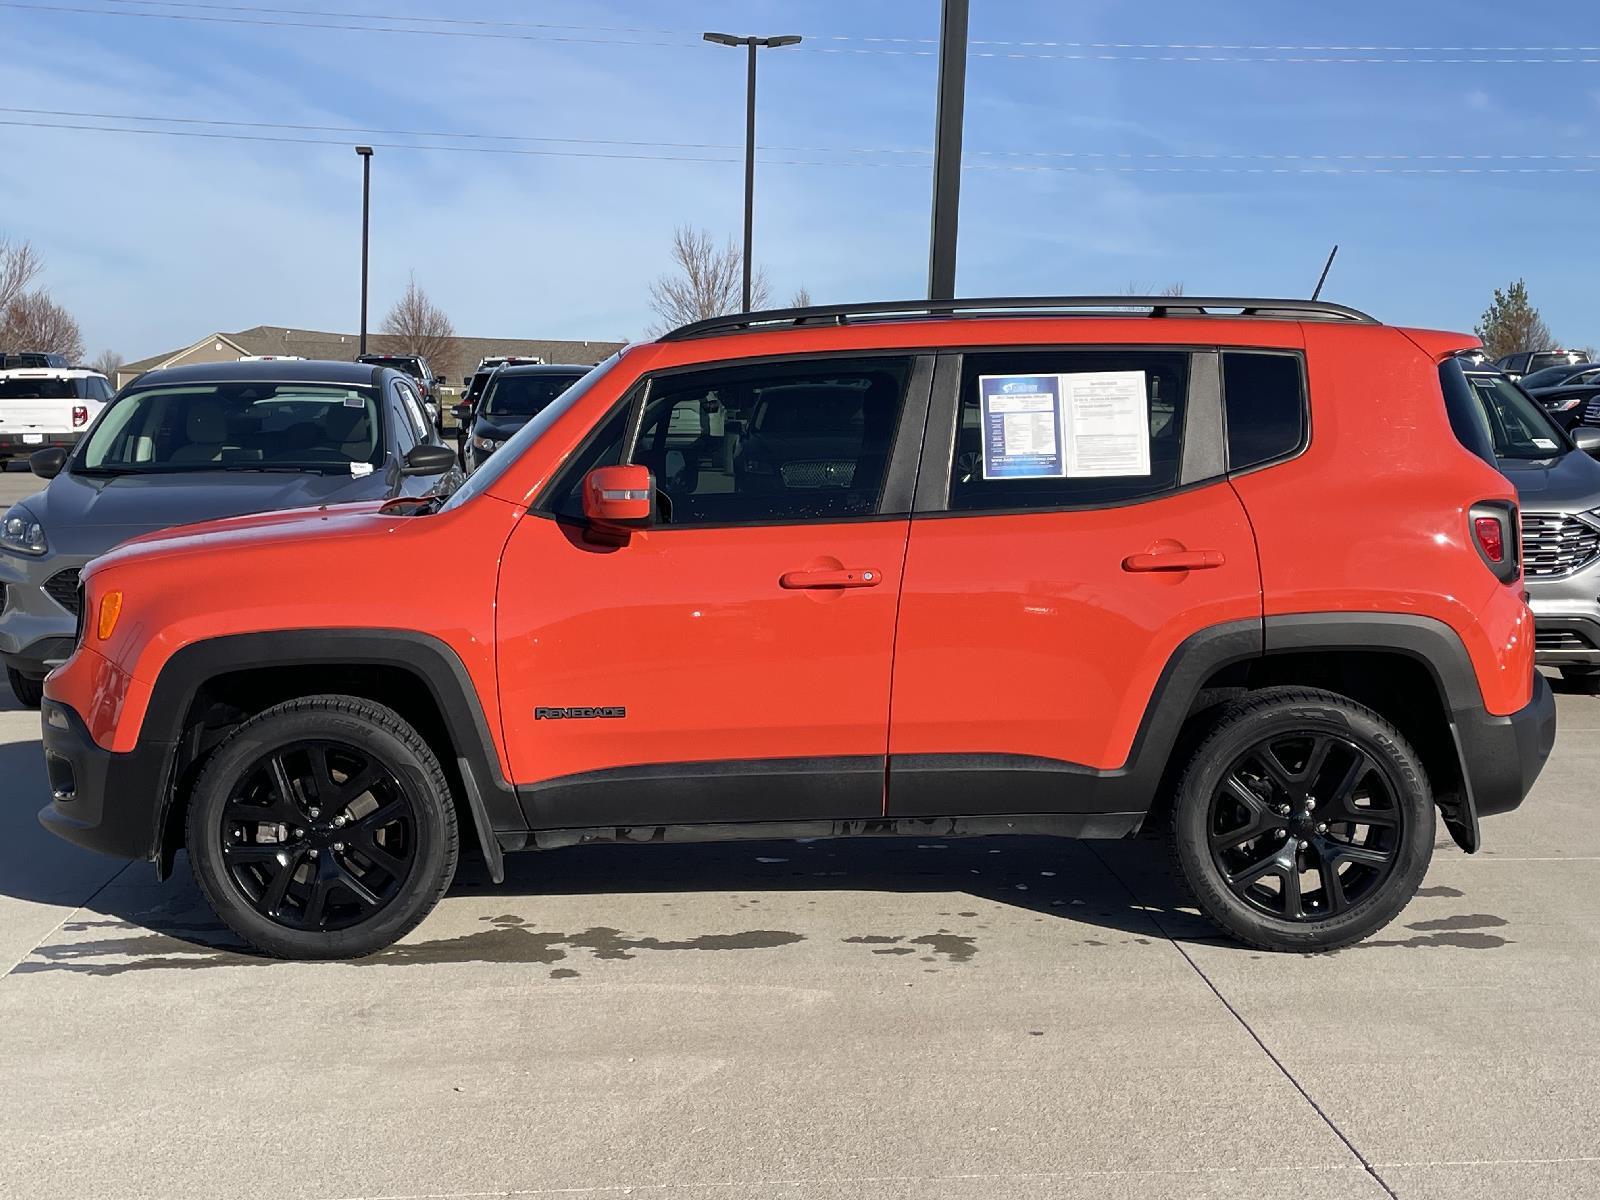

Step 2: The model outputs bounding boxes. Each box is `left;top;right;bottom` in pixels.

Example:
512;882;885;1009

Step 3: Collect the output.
3;108;1597;166
4;117;1598;174
9;3;1600;62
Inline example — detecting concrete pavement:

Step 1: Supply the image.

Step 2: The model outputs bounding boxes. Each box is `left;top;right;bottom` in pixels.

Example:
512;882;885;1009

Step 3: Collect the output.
1;664;1597;1199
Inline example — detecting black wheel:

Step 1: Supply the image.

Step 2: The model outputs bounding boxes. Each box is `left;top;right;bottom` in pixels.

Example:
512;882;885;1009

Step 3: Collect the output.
7;667;44;709
187;696;458;959
1172;687;1433;952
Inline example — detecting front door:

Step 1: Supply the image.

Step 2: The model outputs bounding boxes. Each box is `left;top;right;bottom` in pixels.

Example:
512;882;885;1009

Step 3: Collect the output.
496;353;930;829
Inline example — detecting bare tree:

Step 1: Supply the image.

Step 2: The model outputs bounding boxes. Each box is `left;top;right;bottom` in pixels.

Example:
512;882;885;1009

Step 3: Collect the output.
0;237;42;318
1476;279;1555;360
1;291;84;362
648;225;770;333
790;286;813;309
91;349;125;378
378;273;456;364
1122;281;1185;297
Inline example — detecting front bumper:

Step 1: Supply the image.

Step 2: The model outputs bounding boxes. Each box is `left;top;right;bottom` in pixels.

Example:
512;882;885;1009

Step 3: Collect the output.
1453;672;1557;828
0;551;90;677
36;699;174;862
1528;580;1600;667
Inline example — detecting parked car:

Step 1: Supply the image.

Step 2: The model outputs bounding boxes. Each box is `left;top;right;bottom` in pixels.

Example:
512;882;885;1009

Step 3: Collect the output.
463;363;588;472
1495;348;1587;380
0;351;70;371
0;368;114;468
454;357;548;465
1526;365;1600;432
358;353;445;422
38;296;1553;960
1455;358;1600;687
0;359;460;707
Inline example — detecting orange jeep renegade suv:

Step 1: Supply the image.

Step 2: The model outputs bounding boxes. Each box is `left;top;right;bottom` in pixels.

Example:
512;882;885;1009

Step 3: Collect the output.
37;297;1556;959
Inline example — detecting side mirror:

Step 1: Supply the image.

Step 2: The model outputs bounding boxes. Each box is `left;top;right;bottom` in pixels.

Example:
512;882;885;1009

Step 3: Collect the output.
462;376;473;388
451;401;473;424
402;443;458;476
1573;427;1600;457
582;464;654;542
29;447;67;480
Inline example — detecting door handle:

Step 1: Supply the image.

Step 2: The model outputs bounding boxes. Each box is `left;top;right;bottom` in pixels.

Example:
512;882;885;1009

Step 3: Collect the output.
1122;549;1225;572
779;567;884;590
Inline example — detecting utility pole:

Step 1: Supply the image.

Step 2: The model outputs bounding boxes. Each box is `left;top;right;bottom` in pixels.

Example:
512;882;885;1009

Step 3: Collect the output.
356;145;374;354
704;32;803;312
927;0;969;301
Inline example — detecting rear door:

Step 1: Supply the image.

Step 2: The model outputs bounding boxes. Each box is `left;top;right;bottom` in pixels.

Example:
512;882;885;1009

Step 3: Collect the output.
495;353;931;828
887;345;1270;817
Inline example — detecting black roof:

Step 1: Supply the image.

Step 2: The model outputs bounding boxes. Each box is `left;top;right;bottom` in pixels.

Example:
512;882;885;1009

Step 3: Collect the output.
491;363;592;378
129;359;384;387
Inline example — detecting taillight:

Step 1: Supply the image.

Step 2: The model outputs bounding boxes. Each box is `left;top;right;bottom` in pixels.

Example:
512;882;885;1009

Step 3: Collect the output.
71;405;89;428
1473;516;1504;563
1469;501;1520;584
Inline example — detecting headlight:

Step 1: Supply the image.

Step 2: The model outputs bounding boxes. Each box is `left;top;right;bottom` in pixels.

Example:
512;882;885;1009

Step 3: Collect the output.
0;505;46;556
472;435;500;452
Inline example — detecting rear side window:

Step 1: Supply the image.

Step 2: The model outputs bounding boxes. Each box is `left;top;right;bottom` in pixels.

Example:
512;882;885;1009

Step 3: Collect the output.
949;350;1189;511
1222;352;1306;471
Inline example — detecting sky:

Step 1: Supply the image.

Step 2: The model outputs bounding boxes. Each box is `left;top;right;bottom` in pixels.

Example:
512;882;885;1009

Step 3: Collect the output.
2;0;1597;361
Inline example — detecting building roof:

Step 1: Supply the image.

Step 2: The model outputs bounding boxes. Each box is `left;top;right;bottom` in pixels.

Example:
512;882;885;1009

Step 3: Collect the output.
120;325;627;383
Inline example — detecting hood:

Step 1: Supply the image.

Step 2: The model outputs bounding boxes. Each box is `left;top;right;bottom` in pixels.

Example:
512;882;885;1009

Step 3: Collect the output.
474;414;531;440
1497;447;1600;509
15;468;389;558
93;498;395;575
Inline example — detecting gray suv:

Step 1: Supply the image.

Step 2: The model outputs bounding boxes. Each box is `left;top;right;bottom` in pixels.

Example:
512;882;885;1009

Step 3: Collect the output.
1459;360;1600;684
0;359;461;707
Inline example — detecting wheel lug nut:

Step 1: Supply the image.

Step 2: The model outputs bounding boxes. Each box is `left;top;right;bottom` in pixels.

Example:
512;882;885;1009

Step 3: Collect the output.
1298;840;1309;850
1276;805;1291;816
293;828;304;838
1275;829;1287;839
1316;823;1328;834
333;842;345;852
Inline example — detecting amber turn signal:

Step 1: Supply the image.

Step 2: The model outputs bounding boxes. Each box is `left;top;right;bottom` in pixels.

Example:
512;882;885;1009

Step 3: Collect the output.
97;590;123;641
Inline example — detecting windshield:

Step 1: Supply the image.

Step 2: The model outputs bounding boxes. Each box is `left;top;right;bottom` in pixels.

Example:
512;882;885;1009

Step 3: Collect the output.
77;382;384;474
442;354;621;512
0;377;74;399
1465;373;1571;461
482;373;585;419
1520;363;1590;390
362;357;424;378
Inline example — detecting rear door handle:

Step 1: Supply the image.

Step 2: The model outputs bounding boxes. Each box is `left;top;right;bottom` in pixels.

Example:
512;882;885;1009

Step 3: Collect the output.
780;567;884;589
1122;549;1225;572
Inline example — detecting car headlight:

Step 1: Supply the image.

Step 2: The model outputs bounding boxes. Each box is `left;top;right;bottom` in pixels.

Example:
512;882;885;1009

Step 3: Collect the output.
472;435;500;452
0;505;46;556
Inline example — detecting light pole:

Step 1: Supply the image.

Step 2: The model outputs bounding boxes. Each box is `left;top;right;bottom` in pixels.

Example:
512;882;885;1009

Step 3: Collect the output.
703;31;802;312
355;145;374;354
927;0;969;301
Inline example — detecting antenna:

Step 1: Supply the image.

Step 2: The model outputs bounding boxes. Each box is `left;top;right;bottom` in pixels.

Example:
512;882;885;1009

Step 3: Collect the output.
1311;245;1339;301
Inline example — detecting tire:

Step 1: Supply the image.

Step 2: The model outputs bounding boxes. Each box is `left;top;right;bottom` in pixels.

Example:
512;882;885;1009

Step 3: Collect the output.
187;695;458;959
1171;686;1434;952
7;667;44;709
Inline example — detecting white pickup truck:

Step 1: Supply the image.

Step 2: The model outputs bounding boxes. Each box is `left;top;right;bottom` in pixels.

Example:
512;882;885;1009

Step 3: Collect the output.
0;368;114;467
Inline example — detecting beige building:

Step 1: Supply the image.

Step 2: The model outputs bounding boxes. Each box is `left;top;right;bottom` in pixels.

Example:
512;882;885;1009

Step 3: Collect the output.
117;326;628;391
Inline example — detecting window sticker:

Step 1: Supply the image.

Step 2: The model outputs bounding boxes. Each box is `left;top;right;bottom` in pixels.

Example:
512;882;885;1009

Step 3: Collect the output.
978;371;1153;480
1062;371;1152;478
979;374;1066;479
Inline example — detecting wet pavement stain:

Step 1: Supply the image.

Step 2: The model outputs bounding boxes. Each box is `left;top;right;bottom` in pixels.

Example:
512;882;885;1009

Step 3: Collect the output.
1359;913;1511;950
15;914;805;975
841;933;979;964
1416;885;1466;898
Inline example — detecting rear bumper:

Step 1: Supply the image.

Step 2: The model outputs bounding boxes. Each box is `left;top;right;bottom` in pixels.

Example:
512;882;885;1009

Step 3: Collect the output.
36;699;172;862
1454;672;1557;823
0;433;81;455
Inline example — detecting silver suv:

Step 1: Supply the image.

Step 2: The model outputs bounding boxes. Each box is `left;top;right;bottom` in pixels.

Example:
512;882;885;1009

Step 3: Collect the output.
1459;360;1600;685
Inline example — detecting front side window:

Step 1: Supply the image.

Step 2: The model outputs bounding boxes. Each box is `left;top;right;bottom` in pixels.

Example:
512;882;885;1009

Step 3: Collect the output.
949;350;1189;512
77;382;383;474
627;357;910;526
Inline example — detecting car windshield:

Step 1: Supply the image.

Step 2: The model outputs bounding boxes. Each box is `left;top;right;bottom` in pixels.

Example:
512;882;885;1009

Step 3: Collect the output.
442;354;620;512
1465;373;1571;461
76;381;384;474
482;373;584;419
1520;363;1591;389
363;357;423;378
0;377;74;399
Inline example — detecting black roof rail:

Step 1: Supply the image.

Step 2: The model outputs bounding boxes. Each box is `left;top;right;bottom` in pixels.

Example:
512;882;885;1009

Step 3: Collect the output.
659;295;1378;341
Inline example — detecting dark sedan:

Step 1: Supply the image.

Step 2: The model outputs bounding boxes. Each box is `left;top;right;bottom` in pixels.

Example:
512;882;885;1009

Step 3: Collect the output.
1528;365;1600;432
0;359;461;707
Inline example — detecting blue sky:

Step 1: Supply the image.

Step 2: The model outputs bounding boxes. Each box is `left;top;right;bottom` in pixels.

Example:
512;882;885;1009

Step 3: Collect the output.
2;0;1597;360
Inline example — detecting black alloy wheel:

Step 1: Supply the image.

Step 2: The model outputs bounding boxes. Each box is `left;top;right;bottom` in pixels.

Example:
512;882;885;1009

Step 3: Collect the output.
221;740;418;932
1207;731;1403;922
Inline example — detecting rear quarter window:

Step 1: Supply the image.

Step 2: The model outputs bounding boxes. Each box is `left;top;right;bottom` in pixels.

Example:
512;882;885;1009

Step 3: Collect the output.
1222;352;1307;471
